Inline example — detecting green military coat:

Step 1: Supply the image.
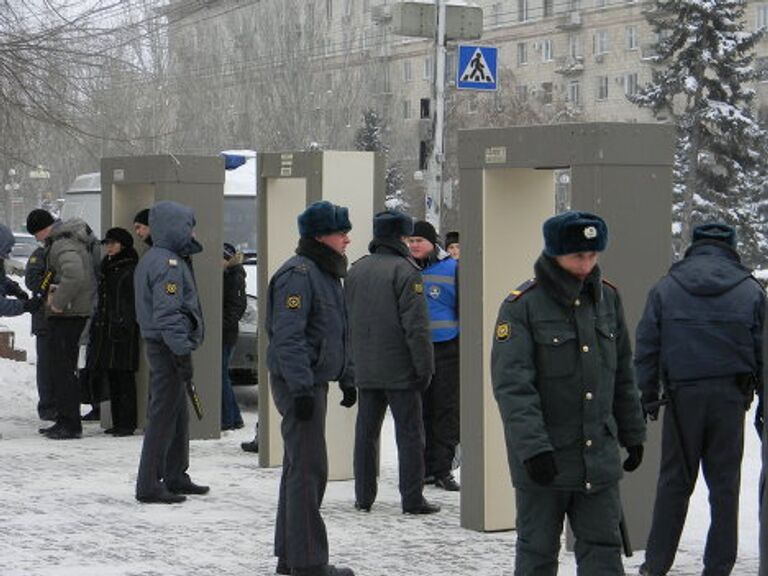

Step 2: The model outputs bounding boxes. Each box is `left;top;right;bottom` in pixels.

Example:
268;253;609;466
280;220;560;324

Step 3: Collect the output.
491;254;646;492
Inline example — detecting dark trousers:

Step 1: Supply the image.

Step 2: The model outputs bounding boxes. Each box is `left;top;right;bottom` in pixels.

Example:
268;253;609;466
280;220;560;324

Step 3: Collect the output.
644;379;745;576
354;388;425;511
221;343;243;429
515;484;624;576
107;369;137;432
271;375;329;570
48;317;87;432
35;333;56;418
423;337;460;478
136;339;190;497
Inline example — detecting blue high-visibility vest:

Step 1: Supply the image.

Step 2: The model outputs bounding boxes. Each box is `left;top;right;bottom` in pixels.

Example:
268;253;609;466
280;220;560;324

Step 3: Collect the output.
422;257;459;342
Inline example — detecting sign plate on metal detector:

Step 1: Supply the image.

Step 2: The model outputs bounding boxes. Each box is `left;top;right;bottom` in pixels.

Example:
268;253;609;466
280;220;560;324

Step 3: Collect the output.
457;45;498;91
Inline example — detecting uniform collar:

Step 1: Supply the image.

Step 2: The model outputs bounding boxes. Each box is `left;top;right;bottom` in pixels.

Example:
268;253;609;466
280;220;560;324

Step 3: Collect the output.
534;253;602;307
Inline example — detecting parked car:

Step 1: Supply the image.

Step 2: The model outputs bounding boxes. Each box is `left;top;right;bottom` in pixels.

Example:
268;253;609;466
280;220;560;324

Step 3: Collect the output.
4;232;38;277
230;251;258;386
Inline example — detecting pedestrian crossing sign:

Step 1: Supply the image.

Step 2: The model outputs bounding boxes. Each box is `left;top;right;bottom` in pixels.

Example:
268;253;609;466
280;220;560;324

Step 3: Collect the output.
457;45;498;91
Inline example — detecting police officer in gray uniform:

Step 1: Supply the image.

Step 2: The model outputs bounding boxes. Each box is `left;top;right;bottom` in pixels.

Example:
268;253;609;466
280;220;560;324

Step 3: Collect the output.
636;223;765;576
491;211;646;575
268;201;356;576
134;201;208;504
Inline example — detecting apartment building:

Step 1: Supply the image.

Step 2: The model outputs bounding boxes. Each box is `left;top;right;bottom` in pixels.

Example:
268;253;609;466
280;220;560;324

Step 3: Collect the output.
165;0;768;208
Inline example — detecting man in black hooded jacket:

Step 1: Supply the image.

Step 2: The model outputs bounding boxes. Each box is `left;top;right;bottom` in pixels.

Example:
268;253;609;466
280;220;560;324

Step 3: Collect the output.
636;223;765;576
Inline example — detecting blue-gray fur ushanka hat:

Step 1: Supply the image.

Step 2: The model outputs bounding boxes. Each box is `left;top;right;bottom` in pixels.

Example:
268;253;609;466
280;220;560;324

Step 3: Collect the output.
692;223;736;247
543;211;608;256
373;210;414;238
298;201;352;237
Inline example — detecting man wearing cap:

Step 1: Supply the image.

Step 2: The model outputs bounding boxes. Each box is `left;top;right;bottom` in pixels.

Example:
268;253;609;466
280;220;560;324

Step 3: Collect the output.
134;201;207;504
445;231;460;260
346;211;440;515
408;221;461;492
635;223;765;576
27;208;96;440
133;208;152;246
267;201;356;576
491;211;646;575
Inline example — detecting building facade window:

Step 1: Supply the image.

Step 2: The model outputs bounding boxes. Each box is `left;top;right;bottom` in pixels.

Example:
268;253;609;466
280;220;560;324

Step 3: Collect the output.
625;26;638;50
403;60;412;82
594;30;610;54
544;0;554;17
326;0;333;22
493;2;503;26
382;65;391;93
517;84;529;101
518;0;529;22
569;34;581;58
343;0;352;17
468;96;479;114
424;56;433;80
758;5;768;29
541;81;554;104
595;0;606;8
517;42;529;66
596;75;609;100
568;79;581;105
543;38;554;61
624;72;639;96
403;99;412;119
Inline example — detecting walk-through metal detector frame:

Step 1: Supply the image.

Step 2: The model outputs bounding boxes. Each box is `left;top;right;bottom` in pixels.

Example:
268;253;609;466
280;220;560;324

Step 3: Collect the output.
257;151;385;480
457;123;674;550
100;155;225;440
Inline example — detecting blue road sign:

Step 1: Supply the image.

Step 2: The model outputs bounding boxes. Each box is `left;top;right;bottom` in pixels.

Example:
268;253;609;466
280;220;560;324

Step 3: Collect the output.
457;45;498;91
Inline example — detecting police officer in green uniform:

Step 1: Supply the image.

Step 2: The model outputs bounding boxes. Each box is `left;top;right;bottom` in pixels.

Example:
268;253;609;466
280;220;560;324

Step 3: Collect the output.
491;211;646;576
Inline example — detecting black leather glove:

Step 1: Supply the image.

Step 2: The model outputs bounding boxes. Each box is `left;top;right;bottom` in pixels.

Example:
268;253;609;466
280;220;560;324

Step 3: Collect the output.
642;391;661;421
174;354;194;383
340;387;357;408
524;451;558;486
22;297;42;313
623;445;644;472
756;394;764;439
294;395;315;421
8;283;29;300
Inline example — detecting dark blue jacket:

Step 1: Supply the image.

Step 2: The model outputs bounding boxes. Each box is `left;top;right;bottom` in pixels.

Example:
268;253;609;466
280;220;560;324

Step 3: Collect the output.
266;254;350;397
24;246;49;334
134;201;205;356
635;241;765;394
0;224;25;318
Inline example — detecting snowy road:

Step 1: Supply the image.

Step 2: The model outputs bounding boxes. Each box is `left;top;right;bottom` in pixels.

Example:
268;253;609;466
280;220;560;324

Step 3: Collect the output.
0;314;761;575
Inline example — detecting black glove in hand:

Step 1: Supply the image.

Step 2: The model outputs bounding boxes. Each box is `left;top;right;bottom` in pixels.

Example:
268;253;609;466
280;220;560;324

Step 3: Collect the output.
8;283;29;300
340;387;357;408
623;445;644;472
174;354;194;382
294;395;315;421
22;297;42;313
524;451;558;486
642;391;661;421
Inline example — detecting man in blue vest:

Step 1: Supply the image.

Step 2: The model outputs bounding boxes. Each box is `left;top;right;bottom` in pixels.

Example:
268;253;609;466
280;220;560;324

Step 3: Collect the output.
408;221;460;491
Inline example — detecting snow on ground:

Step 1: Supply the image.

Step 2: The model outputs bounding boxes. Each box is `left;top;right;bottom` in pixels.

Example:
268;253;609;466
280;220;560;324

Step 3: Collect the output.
0;313;762;576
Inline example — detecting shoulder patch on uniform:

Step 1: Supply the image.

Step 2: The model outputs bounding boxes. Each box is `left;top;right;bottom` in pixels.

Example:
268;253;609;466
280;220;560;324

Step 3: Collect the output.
414;282;424;294
168;258;178;267
286;294;302;309
507;278;537;302
165;282;178;295
29;256;37;264
601;278;618;291
495;321;511;341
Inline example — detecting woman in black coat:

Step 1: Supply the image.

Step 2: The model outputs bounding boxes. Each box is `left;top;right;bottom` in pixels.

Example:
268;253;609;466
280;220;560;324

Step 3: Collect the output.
86;227;140;436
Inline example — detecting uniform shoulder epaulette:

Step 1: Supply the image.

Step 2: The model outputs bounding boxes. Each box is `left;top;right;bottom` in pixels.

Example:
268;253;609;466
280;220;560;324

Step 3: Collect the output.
507;278;537;302
601;278;619;291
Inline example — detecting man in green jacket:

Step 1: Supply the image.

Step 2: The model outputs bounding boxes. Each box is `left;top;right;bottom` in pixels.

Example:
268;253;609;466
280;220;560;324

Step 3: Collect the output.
491;211;646;575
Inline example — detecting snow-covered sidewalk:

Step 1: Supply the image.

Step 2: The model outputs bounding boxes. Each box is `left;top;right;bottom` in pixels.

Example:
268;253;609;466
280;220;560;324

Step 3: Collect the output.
0;314;761;575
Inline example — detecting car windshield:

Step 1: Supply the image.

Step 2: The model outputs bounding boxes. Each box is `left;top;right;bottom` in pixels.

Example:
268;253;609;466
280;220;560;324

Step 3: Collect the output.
11;234;38;258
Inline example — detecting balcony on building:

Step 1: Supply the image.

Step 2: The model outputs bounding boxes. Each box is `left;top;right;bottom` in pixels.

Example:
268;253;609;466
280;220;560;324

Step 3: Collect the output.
556;11;582;30
555;55;585;75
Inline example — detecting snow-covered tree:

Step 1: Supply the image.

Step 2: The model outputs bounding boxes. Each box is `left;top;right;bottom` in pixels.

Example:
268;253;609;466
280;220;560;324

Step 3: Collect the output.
354;109;407;210
631;0;768;266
